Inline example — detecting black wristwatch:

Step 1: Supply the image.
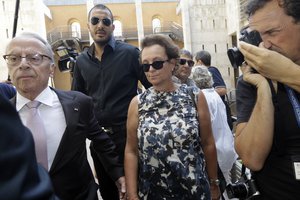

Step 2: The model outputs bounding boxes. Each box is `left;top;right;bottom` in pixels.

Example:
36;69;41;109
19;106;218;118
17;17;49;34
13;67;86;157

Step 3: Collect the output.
209;179;220;186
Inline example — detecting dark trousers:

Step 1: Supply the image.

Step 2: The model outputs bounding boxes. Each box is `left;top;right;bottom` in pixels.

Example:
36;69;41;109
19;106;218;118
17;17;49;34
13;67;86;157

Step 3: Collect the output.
90;125;126;200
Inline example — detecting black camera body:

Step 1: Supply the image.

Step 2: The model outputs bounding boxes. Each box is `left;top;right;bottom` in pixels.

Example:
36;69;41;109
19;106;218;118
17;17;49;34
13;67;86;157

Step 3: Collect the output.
227;27;262;68
226;173;260;200
57;47;78;73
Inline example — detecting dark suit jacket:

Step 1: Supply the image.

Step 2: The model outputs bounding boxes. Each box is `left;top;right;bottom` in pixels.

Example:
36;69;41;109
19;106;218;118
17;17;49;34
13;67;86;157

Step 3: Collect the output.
12;89;123;200
0;94;56;200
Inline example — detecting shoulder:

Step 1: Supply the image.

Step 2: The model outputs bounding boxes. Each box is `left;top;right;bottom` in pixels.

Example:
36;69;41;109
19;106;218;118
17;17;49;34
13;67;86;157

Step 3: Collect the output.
53;88;91;101
0;83;16;99
75;49;91;68
115;41;139;55
77;47;89;59
203;88;223;102
0;82;14;90
116;40;137;50
181;84;199;94
139;87;152;101
208;66;221;73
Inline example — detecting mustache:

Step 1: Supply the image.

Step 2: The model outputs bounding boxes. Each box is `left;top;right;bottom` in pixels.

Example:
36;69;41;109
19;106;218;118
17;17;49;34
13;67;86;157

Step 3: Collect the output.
96;27;106;33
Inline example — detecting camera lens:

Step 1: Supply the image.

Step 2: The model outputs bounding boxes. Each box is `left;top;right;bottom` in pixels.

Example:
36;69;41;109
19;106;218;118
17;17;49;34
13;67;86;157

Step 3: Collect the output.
227;27;262;69
226;182;249;199
227;47;244;69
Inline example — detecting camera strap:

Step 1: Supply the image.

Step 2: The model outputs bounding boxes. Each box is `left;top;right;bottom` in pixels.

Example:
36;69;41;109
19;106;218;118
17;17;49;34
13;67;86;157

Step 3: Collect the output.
267;79;286;155
284;85;300;128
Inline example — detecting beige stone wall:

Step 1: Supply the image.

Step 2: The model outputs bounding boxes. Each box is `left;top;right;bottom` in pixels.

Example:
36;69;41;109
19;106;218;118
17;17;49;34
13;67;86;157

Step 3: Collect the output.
179;0;238;91
46;5;88;32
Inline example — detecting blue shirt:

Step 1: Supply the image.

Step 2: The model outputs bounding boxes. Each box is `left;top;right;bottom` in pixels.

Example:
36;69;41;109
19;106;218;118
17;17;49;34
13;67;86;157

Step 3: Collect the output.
208;66;226;100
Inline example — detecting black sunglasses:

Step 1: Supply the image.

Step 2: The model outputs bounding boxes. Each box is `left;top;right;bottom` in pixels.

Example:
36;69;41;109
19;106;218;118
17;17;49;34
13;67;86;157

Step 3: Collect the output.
141;60;169;72
179;58;195;67
90;17;112;26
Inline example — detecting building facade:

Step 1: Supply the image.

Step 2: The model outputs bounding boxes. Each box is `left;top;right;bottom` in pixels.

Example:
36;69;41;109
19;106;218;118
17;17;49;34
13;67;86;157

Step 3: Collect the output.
0;0;248;91
44;0;183;89
0;0;50;81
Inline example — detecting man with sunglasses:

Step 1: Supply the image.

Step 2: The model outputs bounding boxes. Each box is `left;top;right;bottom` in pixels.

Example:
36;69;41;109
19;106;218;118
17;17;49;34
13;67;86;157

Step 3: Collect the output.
72;4;151;200
173;49;196;86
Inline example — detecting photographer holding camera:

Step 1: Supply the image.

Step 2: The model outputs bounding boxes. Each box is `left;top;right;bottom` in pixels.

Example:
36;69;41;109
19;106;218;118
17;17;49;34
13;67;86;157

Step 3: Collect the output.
235;0;300;199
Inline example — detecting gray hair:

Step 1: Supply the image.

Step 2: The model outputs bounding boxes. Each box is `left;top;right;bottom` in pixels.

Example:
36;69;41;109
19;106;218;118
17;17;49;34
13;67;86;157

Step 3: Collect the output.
191;65;214;89
13;32;54;63
179;49;193;59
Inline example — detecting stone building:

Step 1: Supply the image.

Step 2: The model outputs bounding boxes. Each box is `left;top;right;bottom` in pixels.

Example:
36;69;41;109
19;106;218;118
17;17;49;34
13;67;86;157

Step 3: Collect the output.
0;0;248;92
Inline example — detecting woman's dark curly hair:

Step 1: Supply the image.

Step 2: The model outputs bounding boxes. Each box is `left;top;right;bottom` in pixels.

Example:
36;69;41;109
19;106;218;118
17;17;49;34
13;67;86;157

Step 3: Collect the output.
140;34;179;60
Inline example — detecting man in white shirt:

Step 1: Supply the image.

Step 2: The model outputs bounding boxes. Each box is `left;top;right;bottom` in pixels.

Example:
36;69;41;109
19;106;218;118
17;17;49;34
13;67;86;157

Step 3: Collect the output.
4;32;125;200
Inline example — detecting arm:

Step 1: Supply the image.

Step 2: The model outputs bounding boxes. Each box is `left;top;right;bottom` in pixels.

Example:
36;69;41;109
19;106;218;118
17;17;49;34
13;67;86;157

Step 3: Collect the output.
71;61;86;93
124;96;139;200
215;86;227;97
197;91;220;200
82;94;125;197
209;67;227;97
240;41;300;92
235;64;274;171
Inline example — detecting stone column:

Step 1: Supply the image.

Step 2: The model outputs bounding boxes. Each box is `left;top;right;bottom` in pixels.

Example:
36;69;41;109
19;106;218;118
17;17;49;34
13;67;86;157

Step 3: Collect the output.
135;0;144;49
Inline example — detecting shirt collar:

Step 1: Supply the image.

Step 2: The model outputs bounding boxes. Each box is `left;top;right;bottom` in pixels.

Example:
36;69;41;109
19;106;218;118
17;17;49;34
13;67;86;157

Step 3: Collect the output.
16;87;54;111
87;36;116;58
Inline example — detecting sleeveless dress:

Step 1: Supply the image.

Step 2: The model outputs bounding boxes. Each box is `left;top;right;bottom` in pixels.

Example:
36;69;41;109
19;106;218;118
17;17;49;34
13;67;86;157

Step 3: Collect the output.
137;84;210;200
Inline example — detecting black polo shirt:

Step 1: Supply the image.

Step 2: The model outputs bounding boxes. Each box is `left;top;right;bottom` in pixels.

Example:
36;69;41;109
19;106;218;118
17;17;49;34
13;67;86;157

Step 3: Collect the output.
72;37;151;126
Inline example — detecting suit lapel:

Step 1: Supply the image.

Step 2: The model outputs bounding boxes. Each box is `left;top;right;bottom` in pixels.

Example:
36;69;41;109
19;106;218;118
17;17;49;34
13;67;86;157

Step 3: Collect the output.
49;89;80;174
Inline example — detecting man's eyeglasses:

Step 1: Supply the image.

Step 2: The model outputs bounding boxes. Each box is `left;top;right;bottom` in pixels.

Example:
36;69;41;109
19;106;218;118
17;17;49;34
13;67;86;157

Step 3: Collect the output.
90;17;112;26
141;60;169;72
178;58;195;67
3;54;51;66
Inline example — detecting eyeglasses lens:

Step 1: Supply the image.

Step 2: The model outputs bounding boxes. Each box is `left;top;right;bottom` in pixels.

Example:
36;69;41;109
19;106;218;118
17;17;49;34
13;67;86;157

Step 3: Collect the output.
3;54;48;66
142;60;166;72
187;60;195;67
179;59;187;65
179;59;194;67
90;17;112;26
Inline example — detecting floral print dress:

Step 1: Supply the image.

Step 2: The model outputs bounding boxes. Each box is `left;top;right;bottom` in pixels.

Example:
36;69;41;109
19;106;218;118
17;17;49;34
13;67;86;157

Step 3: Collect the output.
137;84;210;200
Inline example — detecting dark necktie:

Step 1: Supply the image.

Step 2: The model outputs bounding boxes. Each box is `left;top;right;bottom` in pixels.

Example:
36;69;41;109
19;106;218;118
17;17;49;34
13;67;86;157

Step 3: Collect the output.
26;101;48;170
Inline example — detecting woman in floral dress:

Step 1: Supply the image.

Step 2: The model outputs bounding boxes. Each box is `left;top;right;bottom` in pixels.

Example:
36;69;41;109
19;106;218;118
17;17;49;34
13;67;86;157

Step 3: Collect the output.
125;34;220;200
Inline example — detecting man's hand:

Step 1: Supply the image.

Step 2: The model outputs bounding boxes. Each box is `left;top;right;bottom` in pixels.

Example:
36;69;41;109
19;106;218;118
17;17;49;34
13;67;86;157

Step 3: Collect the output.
240;61;268;88
239;41;295;82
115;176;126;200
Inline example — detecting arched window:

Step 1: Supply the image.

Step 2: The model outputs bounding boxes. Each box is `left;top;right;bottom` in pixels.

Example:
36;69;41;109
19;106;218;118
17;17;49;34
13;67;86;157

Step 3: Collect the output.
152;18;161;33
71;22;81;38
113;20;123;37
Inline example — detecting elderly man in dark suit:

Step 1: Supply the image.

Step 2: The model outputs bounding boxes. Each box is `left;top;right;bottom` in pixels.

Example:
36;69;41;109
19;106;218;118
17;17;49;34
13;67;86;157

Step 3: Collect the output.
0;94;57;200
3;32;125;200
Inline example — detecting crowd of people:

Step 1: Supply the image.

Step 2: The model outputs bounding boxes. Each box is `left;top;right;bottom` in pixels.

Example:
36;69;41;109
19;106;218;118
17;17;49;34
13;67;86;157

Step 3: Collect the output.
1;0;300;199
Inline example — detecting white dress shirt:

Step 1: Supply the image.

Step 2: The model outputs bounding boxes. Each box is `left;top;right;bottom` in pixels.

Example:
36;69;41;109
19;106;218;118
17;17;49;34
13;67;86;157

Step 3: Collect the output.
17;87;66;170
